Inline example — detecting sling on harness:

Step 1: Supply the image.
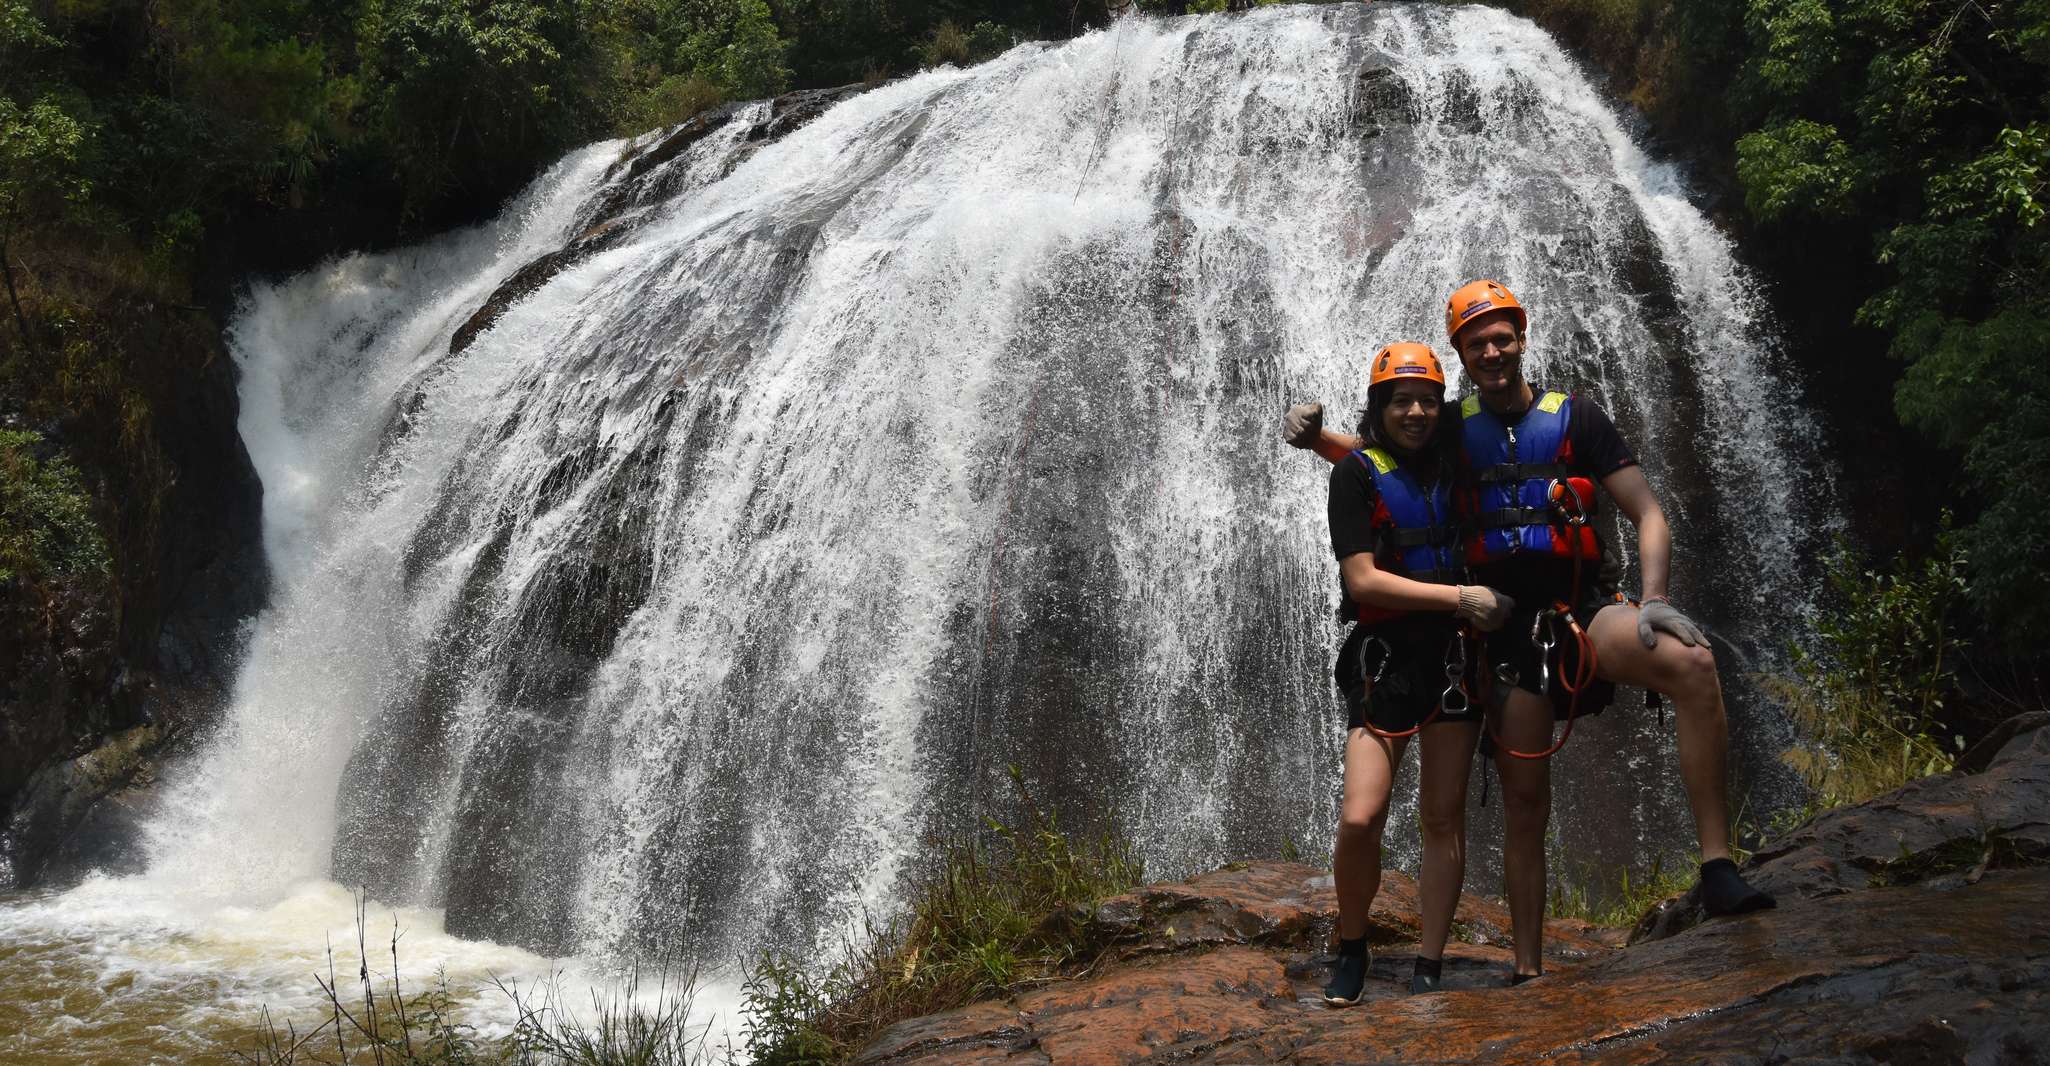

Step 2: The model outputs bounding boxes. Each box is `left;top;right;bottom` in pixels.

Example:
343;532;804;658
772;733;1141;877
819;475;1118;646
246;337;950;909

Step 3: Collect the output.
1355;631;1471;740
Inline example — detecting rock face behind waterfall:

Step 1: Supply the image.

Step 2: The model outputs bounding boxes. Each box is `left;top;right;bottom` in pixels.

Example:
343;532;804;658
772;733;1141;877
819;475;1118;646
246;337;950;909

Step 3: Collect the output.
854;717;2050;1064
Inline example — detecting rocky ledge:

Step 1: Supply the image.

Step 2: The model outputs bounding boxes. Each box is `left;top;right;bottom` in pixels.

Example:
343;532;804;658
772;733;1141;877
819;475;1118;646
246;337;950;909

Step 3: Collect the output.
856;716;2050;1064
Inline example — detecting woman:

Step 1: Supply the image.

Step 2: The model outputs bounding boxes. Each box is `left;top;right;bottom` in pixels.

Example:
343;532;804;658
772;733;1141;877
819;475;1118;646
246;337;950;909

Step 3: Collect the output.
1312;342;1515;1003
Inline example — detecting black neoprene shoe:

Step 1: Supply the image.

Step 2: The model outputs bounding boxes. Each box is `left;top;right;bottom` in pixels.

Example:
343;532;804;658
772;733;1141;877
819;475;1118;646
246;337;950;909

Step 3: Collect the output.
1323;940;1370;1006
1410;955;1443;995
1699;858;1776;917
1510;971;1543;986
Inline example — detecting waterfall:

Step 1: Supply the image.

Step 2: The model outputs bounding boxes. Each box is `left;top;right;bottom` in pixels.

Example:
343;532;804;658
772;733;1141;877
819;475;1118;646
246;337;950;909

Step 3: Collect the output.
142;1;1835;971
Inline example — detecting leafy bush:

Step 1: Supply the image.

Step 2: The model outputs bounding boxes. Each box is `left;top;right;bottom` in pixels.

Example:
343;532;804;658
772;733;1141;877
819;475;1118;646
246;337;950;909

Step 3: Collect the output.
0;429;108;585
673;0;791;101
742;767;1142;1064
1770;531;1970;810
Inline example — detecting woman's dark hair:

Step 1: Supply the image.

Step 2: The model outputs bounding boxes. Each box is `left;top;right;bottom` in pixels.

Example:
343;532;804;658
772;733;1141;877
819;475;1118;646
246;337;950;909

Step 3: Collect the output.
1355;380;1457;485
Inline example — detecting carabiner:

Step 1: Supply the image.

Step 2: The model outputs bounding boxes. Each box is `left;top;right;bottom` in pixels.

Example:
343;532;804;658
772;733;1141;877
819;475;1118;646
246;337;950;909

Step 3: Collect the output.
1531;609;1558;695
1357;635;1393;686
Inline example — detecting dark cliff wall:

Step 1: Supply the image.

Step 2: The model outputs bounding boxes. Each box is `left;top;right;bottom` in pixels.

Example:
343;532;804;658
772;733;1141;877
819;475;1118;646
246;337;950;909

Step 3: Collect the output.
0;286;269;887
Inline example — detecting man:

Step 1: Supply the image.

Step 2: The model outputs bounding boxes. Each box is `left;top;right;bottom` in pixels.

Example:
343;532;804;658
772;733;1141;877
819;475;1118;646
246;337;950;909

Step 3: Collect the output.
1287;279;1772;982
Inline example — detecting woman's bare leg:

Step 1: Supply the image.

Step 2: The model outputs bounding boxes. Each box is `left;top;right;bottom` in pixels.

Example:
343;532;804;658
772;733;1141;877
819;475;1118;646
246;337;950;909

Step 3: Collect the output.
1335;726;1407;939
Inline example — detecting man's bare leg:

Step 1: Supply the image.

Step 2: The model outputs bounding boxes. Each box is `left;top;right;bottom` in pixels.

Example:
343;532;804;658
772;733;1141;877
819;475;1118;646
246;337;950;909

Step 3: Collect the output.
1585;605;1728;861
1415;721;1479;959
1586;604;1772;914
1491;690;1554;978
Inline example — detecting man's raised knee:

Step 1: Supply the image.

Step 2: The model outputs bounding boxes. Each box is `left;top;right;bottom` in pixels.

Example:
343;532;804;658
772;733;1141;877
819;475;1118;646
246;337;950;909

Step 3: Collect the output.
1665;642;1719;697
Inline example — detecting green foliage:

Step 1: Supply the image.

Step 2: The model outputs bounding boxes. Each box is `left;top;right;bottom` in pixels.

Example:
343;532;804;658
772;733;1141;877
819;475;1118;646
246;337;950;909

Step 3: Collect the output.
1770;532;1969;810
0;93;94;231
740;954;838;1066
964;22;1012;60
912;19;968;67
674;0;790;99
1736;118;1856;222
1712;0;2050;649
1743;0;1839;101
741;766;1143;1065
0;429;109;585
1548;854;1694;927
354;0;595;212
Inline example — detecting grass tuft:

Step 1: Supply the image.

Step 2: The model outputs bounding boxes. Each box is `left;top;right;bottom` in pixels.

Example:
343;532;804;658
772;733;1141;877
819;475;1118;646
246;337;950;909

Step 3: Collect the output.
243;898;713;1066
1548;855;1695;928
741;765;1143;1065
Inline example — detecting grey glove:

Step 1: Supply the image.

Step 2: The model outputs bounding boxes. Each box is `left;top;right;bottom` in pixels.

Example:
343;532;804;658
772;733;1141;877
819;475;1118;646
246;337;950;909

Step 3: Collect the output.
1454;585;1516;632
1283;402;1323;448
1637;598;1704;648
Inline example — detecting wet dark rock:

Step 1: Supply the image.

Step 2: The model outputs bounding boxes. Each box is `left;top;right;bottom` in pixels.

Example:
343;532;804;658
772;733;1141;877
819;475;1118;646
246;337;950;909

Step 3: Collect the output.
444;85;867;368
1351;67;1419;136
447;219;636;357
0;297;265;890
855;733;2050;1065
1632;711;2050;944
5;726;169;884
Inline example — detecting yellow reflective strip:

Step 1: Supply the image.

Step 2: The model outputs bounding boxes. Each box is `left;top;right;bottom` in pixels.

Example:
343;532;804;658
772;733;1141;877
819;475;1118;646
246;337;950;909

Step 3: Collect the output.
1538;391;1566;414
1461;394;1481;418
1363;447;1396;475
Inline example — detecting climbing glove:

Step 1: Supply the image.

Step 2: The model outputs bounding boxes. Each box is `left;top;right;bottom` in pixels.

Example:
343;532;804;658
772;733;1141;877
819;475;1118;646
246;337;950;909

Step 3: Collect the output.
1283;402;1324;448
1636;598;1704;649
1454;585;1516;631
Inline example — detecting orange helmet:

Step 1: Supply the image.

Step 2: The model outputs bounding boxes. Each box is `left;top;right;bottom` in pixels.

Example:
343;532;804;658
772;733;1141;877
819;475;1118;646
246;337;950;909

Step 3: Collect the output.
1444;279;1527;344
1368;341;1446;389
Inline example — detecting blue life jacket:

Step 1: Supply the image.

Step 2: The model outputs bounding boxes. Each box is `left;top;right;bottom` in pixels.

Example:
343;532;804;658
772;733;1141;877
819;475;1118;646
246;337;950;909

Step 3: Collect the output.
1455;391;1601;564
1350;446;1459;624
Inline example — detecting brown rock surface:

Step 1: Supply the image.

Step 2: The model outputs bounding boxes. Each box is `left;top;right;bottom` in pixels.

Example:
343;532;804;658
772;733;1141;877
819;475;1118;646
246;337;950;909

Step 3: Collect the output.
856;719;2050;1065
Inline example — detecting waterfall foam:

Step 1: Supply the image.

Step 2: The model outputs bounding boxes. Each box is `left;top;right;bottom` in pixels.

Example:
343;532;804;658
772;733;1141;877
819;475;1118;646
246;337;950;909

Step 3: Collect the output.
0;4;1840;1056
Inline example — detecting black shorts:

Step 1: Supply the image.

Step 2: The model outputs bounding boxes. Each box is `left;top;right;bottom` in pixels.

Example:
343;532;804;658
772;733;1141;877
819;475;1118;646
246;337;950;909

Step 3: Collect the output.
1478;595;1620;719
1336;621;1483;733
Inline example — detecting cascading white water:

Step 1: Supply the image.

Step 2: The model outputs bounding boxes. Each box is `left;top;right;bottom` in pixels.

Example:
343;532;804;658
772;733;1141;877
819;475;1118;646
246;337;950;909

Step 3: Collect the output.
0;3;1838;1058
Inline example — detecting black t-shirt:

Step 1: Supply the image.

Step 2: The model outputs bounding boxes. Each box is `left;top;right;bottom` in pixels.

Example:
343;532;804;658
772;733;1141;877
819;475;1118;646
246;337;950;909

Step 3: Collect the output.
1464;387;1635;604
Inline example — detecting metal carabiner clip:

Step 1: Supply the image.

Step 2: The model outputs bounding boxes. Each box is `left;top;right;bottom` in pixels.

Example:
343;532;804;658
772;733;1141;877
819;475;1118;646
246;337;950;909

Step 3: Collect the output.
1531;609;1558;695
1546;477;1590;527
1441;634;1469;714
1358;635;1393;686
